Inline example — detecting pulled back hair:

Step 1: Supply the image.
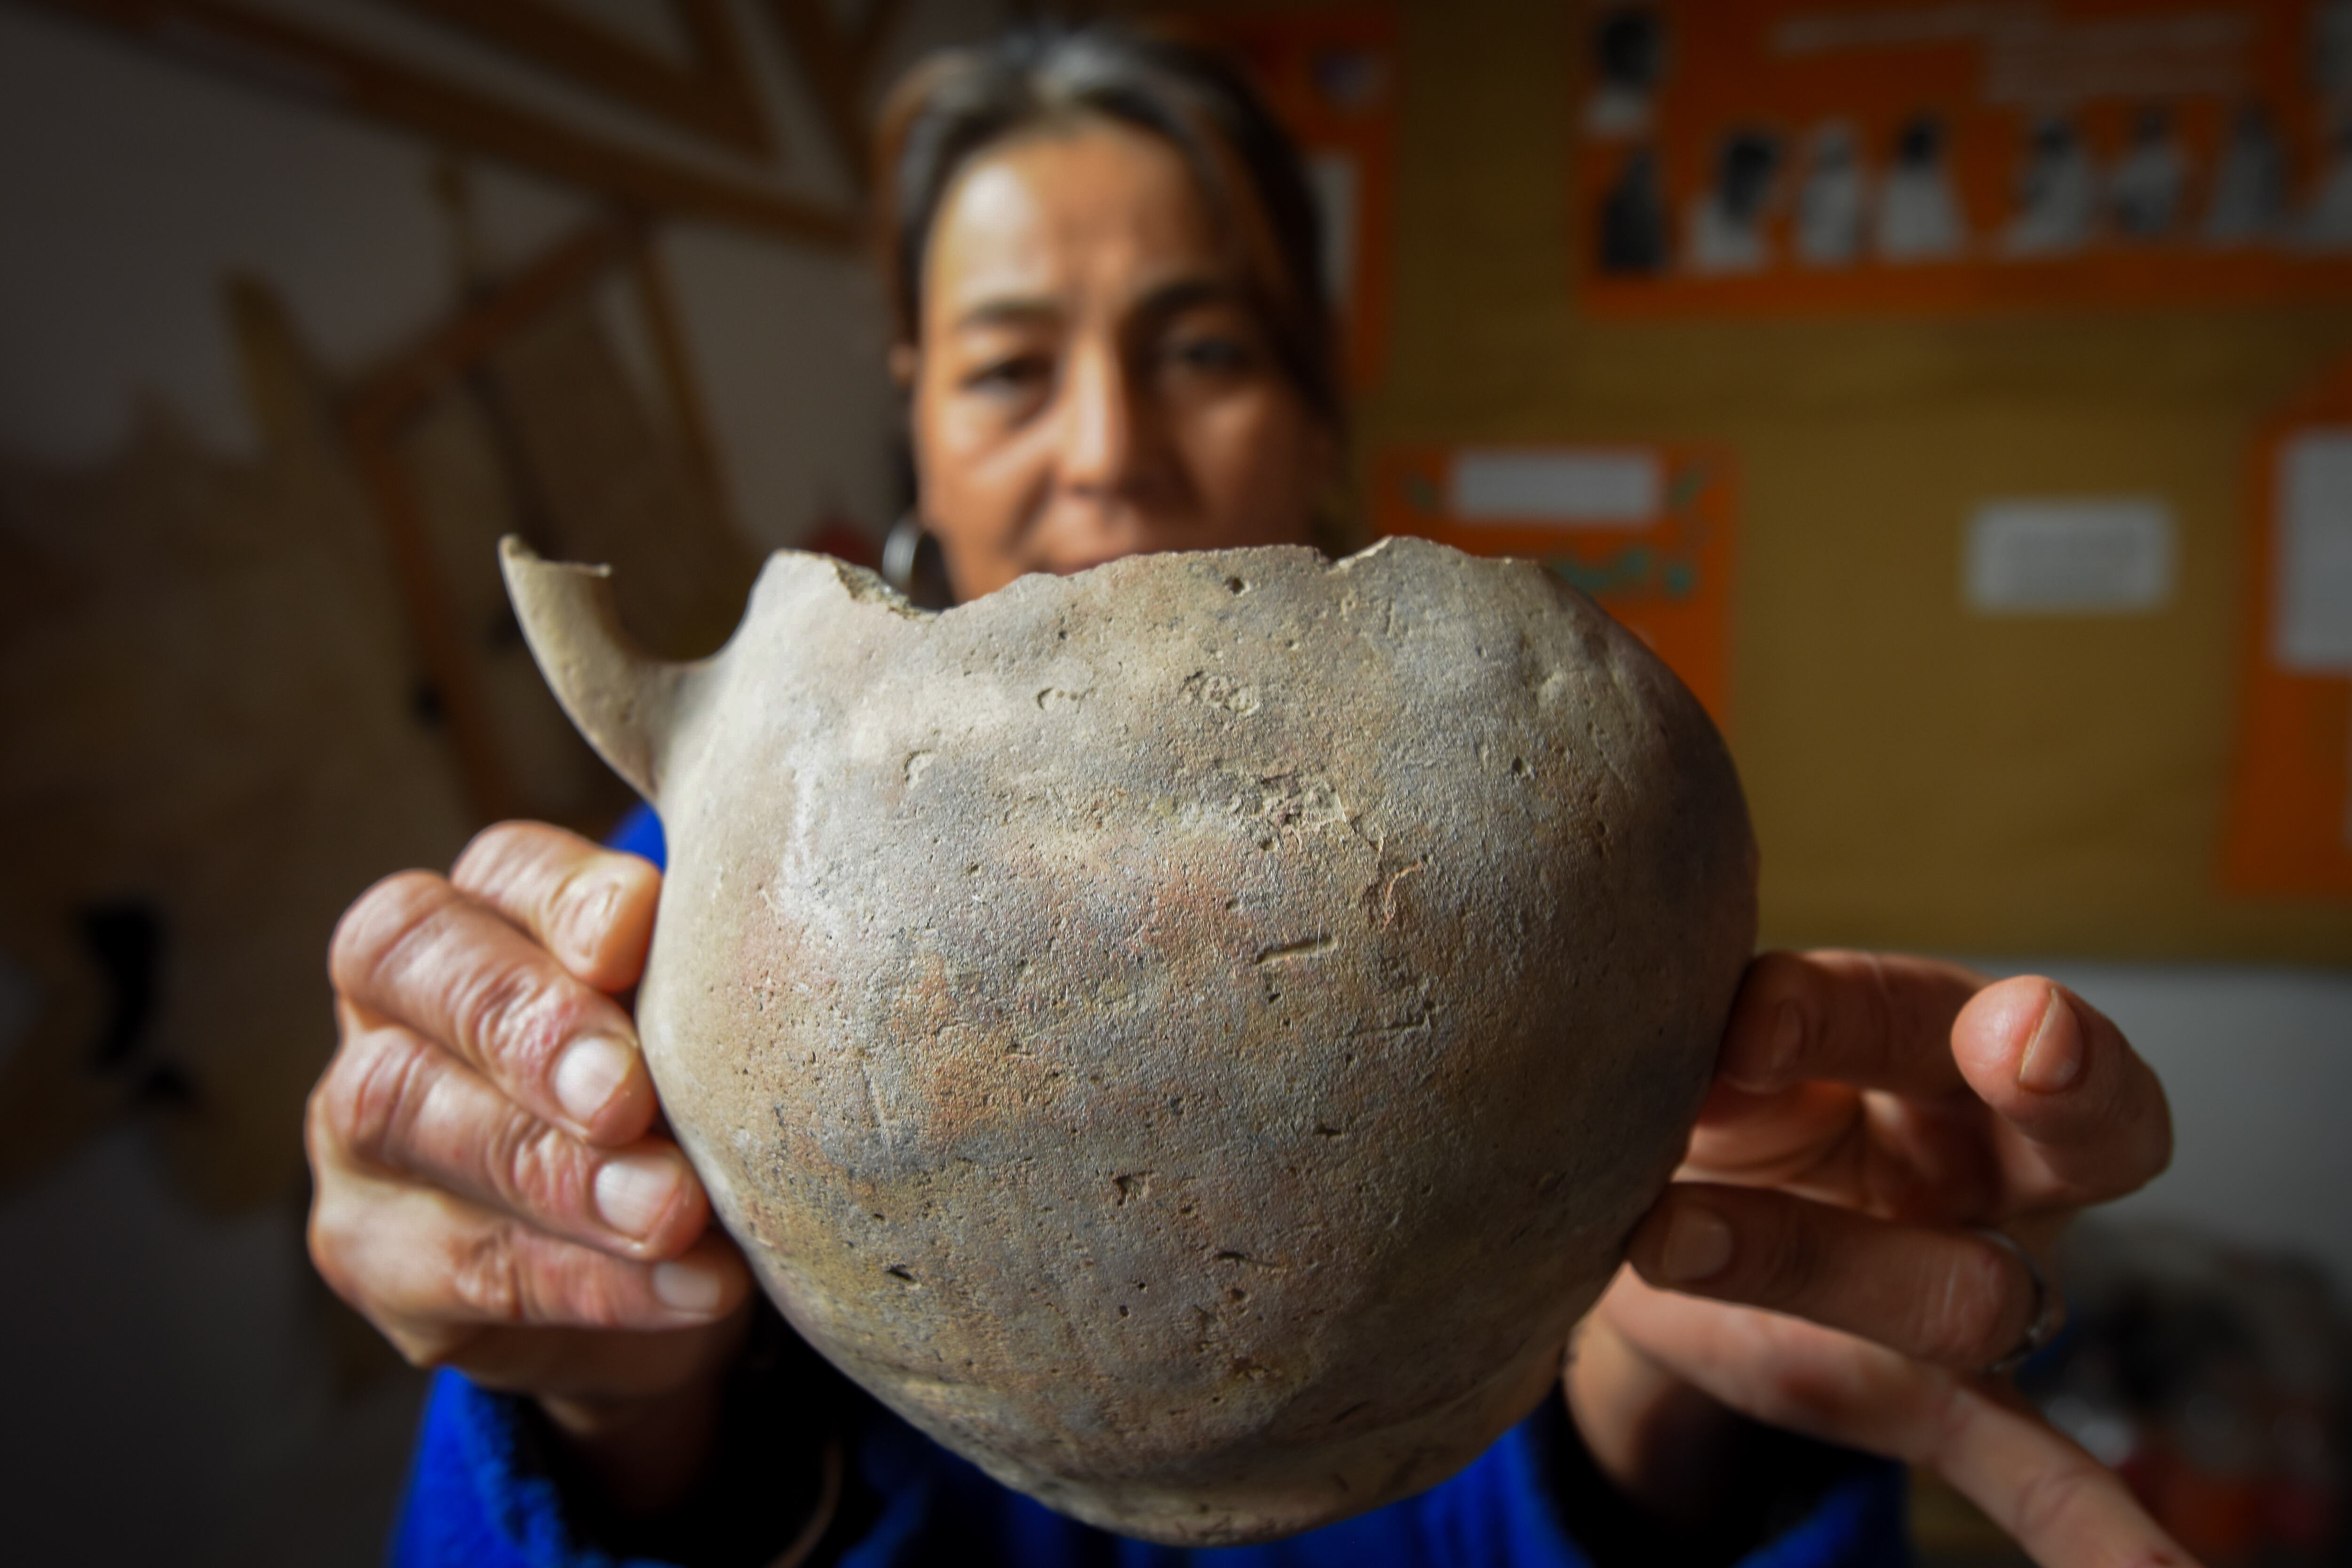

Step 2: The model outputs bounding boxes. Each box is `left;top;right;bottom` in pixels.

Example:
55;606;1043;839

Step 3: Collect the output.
871;23;1342;430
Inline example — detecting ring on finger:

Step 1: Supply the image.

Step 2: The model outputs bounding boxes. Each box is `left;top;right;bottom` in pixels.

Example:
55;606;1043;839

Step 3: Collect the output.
1976;1227;2065;1377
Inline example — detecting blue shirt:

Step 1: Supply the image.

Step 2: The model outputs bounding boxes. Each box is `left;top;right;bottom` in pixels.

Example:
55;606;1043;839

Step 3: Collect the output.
389;807;1908;1567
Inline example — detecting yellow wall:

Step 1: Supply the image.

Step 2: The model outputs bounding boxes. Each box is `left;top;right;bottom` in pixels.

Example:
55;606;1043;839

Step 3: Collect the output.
1348;0;2352;962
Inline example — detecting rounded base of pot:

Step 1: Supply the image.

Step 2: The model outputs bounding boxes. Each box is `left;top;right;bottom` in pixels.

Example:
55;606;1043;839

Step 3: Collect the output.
887;1328;1573;1546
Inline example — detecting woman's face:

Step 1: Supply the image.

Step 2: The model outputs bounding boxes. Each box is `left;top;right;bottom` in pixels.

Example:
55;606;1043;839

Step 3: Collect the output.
906;117;1333;602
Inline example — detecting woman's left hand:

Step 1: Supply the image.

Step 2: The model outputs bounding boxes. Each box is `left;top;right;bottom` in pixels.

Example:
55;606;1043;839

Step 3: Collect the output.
1569;950;2191;1568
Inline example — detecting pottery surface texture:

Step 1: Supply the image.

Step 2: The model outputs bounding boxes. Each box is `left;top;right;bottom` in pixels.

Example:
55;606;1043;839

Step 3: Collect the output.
502;535;1756;1545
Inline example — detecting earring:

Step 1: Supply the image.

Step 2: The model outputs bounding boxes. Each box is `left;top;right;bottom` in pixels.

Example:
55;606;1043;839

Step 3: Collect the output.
882;510;953;609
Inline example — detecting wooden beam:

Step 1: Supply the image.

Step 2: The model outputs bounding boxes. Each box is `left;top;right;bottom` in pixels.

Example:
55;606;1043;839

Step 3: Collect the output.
626;236;737;534
342;218;640;823
766;0;901;191
16;0;858;248
348;435;518;820
847;0;912;87
673;0;771;156
374;0;772;159
346;218;635;430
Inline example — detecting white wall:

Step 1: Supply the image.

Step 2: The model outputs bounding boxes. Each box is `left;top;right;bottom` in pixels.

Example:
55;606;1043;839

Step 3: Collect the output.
2010;960;2352;1289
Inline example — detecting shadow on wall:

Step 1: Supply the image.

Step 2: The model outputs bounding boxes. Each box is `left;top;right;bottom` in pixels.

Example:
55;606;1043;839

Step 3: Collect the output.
0;1125;427;1566
0;237;773;1568
0;260;755;1216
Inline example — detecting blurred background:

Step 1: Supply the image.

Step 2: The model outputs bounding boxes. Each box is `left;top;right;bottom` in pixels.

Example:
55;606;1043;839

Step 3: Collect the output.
0;0;2346;1562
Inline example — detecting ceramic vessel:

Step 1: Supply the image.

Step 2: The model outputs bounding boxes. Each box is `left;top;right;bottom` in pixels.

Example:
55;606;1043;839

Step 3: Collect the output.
502;535;1756;1545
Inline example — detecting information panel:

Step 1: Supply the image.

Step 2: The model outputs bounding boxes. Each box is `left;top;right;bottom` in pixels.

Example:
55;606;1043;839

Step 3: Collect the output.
2223;359;2352;899
1372;443;1737;724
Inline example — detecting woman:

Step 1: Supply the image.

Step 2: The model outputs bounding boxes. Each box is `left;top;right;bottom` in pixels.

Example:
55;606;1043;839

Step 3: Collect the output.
308;26;2185;1567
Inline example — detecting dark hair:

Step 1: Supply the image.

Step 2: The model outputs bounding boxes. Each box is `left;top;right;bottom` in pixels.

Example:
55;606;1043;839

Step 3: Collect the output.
872;24;1342;428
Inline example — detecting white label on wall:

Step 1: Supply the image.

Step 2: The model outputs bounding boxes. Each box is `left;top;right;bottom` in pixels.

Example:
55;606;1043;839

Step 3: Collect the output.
1964;498;2175;614
2275;430;2352;674
1448;449;1663;525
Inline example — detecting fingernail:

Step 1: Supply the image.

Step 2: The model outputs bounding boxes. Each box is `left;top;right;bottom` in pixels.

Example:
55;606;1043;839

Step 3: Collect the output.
554;1033;636;1128
1767;1001;1803;1080
595;1151;682;1239
2016;985;2083;1094
1660;1204;1735;1284
653;1259;727;1315
564;873;627;964
1729;1000;1804;1089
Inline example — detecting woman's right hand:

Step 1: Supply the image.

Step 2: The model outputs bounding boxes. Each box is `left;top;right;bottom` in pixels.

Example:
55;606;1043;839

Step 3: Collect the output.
307;821;757;1509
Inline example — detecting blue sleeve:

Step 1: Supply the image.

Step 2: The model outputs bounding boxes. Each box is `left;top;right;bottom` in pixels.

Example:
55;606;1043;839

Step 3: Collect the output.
607;803;666;870
394;1373;1907;1568
393;1369;643;1568
834;1391;1907;1568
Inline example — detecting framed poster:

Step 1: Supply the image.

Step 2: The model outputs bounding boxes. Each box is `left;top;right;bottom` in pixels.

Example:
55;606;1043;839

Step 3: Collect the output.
1576;0;2352;317
1184;8;1400;386
2221;358;2352;898
1372;443;1736;723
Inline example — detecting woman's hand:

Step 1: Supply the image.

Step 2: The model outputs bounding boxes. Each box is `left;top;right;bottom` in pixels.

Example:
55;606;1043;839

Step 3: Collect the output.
1569;951;2189;1568
306;822;756;1512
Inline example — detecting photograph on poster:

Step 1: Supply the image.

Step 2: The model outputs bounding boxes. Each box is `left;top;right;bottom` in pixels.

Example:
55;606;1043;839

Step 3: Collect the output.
1579;0;2352;313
